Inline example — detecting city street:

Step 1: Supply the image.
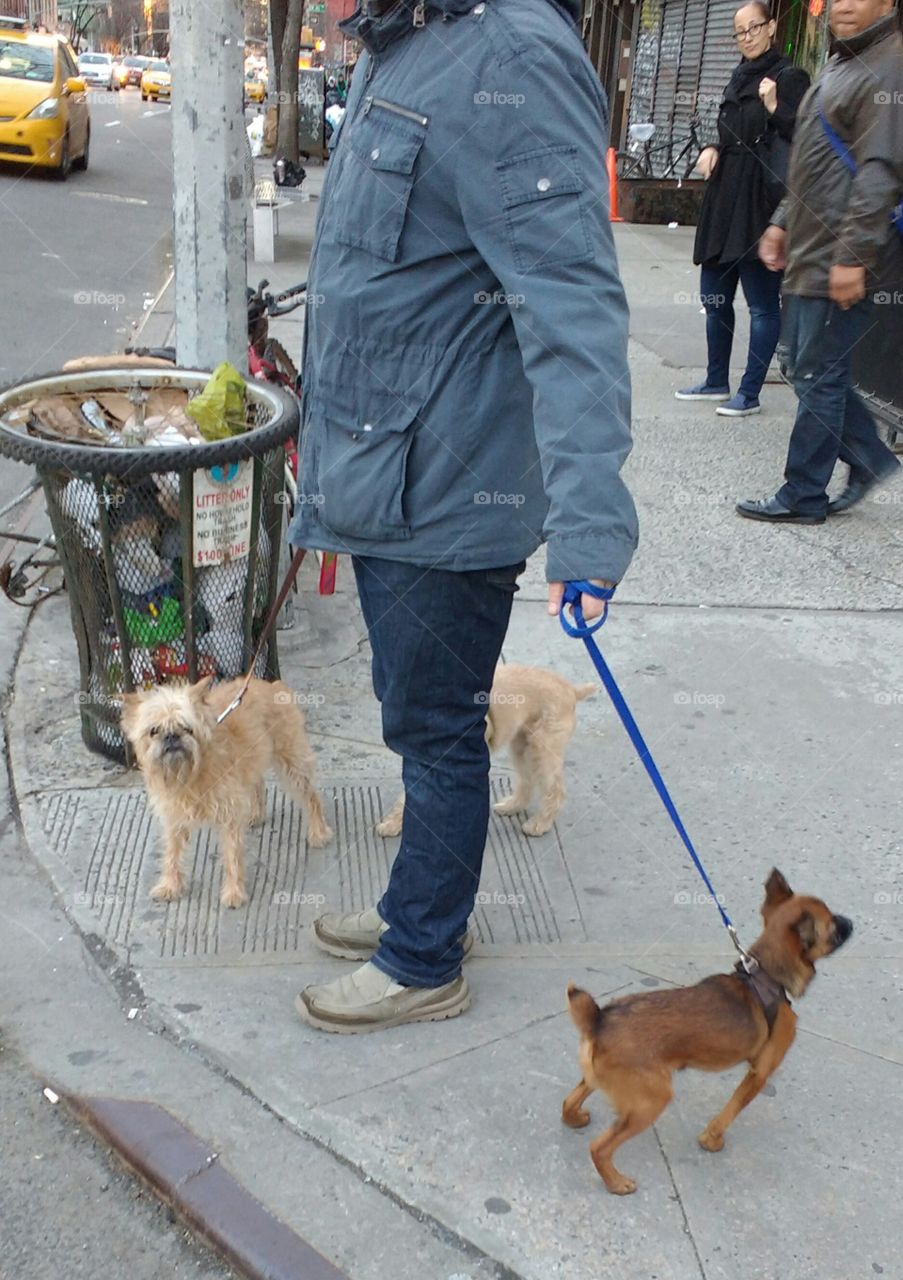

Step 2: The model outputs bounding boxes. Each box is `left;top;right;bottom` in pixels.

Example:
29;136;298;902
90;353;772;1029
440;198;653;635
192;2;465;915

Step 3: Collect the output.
2;9;903;1280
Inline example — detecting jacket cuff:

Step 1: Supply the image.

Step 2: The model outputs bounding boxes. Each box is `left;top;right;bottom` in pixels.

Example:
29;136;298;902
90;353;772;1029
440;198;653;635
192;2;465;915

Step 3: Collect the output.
545;533;637;586
770;200;788;230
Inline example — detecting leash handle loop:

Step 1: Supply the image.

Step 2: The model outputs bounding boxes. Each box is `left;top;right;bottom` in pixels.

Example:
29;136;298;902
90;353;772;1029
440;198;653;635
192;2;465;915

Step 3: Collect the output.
559;579;742;944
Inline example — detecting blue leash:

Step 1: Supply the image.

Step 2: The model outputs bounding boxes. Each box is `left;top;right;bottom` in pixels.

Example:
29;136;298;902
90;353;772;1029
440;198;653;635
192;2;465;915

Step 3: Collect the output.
559;580;755;971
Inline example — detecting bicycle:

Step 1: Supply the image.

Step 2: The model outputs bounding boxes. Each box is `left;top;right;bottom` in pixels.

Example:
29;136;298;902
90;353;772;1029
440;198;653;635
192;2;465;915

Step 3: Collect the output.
616;117;706;182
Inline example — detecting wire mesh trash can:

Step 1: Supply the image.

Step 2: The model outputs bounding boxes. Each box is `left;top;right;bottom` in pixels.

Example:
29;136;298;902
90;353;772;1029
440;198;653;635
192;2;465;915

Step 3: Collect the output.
0;366;299;764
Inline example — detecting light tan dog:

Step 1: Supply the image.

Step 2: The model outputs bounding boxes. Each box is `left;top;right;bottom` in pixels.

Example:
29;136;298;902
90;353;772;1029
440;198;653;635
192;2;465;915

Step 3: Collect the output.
377;663;596;839
122;676;332;907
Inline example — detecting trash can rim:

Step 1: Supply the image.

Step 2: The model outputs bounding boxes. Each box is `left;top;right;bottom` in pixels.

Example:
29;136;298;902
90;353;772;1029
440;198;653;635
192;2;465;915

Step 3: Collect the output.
0;366;299;479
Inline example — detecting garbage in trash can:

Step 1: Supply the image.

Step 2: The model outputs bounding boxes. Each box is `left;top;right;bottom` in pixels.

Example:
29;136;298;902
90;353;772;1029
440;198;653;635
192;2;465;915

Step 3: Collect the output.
0;364;299;764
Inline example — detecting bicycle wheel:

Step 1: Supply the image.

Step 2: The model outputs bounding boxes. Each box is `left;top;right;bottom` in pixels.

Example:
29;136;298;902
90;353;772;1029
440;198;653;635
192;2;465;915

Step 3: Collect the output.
615;150;647;180
262;339;299;391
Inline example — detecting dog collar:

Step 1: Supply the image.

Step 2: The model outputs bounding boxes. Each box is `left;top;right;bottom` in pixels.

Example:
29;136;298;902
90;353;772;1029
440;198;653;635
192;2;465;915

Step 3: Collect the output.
735;961;790;1030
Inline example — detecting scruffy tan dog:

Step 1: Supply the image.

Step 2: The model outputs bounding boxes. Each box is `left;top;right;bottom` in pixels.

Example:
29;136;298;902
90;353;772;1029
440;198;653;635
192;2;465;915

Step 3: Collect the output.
377;663;596;839
122;676;332;907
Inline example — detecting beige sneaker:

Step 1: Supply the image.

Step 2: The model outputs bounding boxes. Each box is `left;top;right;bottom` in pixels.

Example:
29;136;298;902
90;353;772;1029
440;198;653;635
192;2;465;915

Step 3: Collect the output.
295;961;470;1034
312;906;475;962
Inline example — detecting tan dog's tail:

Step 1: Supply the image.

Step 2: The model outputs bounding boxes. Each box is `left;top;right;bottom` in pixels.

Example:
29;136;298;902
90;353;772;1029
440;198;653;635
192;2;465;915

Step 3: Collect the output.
574;683;596;702
567;983;602;1037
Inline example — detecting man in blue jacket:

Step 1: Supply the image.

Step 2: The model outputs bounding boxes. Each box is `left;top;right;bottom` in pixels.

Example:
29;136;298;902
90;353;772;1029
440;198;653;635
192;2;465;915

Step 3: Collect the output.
291;0;638;1032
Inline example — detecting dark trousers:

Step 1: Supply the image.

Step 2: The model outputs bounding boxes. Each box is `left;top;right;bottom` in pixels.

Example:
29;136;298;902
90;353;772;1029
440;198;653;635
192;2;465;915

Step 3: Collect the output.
352;555;522;988
701;257;783;399
776;296;899;515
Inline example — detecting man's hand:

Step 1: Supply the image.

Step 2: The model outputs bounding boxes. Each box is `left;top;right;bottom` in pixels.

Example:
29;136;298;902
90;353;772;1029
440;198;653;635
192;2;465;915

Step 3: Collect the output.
829;264;866;310
759;225;787;272
695;146;719;180
548;579;616;623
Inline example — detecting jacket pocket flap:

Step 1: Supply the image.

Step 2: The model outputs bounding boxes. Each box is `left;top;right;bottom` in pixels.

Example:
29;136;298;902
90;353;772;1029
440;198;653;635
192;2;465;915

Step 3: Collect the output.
497;146;583;210
350;128;424;178
319;381;421;436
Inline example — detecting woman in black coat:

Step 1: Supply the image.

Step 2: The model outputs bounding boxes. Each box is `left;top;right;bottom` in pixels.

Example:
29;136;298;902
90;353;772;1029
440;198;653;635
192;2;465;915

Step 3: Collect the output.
676;2;809;416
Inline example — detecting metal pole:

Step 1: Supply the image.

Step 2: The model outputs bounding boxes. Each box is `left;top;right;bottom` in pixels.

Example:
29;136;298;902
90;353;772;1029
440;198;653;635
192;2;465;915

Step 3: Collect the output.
170;0;248;372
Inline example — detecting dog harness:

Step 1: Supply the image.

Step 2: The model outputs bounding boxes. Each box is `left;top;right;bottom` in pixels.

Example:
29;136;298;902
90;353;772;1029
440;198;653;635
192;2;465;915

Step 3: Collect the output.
735;962;790;1031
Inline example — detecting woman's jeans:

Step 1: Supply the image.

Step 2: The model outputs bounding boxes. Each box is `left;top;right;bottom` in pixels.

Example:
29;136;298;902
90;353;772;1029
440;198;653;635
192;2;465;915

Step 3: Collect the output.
775;295;899;515
701;257;783;399
352;555;522;988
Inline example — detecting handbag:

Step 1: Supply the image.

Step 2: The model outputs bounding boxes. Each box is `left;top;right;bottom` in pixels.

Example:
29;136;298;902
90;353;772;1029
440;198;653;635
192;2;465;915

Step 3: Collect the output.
754;70;791;209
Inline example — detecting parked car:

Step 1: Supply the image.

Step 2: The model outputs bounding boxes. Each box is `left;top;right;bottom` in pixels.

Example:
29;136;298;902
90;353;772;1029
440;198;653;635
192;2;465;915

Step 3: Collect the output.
0;22;90;178
140;58;170;101
117;54;150;88
77;51;115;91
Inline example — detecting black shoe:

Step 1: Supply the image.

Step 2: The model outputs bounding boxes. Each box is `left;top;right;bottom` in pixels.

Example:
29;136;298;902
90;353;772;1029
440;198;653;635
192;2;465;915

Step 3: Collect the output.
828;463;900;515
736;495;826;524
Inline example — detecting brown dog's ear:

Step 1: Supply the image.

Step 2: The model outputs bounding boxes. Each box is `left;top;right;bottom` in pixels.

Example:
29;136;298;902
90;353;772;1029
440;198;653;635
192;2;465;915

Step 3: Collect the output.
794;910;817;952
189;674;215;702
762;868;794;920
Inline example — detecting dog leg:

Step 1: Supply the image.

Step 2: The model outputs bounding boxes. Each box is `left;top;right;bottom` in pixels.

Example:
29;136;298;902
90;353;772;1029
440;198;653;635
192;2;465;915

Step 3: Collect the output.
493;735;532;816
562;1081;594;1129
275;759;333;848
150;821;190;901
520;736;567;837
699;1007;797;1152
376;791;405;837
250;780;267;828
219;824;249;908
589;1074;673;1195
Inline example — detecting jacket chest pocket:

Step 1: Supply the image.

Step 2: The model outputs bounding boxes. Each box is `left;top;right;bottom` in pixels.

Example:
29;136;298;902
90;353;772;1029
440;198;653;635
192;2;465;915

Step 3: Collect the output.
332;103;427;263
316;385;420;542
497;145;592;275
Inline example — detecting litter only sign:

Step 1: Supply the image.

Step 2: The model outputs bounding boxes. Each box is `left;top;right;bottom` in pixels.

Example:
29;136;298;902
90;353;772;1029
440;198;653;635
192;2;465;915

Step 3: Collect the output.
192;460;254;567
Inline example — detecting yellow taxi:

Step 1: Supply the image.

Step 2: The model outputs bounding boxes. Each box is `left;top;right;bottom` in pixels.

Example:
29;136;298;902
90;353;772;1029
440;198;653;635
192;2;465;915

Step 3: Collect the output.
140;58;170;101
244;70;265;104
0;23;90;178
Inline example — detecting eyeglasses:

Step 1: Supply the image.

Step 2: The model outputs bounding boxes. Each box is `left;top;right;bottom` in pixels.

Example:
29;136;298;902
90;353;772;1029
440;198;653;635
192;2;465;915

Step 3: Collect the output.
735;19;769;40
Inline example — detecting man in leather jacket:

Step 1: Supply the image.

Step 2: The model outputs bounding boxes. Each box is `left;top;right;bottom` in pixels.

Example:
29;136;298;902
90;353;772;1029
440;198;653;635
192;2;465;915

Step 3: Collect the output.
737;0;903;523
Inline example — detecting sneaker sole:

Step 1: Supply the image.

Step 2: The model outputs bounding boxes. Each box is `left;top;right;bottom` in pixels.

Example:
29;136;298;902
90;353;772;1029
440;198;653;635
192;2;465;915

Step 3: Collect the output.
674;391;731;402
716;406;761;417
312;924;475;963
293;986;471;1034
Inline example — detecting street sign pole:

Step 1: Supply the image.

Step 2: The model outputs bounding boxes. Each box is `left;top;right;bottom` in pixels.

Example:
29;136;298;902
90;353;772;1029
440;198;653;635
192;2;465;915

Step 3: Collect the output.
169;0;248;372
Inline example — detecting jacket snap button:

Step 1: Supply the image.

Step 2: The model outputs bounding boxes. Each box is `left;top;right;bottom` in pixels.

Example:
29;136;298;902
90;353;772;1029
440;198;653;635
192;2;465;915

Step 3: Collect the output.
537;177;551;192
362;422;374;432
472;3;485;12
371;147;380;161
351;432;359;441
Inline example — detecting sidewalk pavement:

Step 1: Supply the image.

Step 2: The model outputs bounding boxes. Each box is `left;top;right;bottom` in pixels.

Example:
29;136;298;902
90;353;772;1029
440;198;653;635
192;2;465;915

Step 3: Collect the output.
2;162;903;1280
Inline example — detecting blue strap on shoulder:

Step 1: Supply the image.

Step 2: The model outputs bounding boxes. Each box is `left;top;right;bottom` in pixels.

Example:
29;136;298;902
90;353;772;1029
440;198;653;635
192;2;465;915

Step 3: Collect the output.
559;580;753;964
818;102;903;239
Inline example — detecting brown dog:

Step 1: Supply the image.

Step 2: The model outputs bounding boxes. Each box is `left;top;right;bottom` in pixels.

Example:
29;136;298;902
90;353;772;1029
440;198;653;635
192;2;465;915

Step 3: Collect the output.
563;869;852;1194
122;676;332;908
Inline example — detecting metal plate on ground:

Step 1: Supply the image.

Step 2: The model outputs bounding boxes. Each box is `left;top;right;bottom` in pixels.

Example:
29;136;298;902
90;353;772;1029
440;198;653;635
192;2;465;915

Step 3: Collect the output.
37;780;586;962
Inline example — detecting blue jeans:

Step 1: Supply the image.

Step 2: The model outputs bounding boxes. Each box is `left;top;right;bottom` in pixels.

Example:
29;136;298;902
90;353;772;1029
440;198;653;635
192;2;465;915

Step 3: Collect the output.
352;555;522;988
776;296;899;515
701;258;783;399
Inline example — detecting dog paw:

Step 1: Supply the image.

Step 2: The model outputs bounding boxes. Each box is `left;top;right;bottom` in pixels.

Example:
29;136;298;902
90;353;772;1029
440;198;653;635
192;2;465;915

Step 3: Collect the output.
220;884;249;909
604;1174;637;1196
698;1128;724;1153
493;797;523;816
307;825;333;849
562;1108;591;1129
375;818;401;838
150;878;184;902
521;817;552;838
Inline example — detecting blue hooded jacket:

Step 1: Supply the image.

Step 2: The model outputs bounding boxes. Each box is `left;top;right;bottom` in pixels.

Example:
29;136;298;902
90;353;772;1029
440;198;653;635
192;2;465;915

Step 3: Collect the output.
289;0;638;584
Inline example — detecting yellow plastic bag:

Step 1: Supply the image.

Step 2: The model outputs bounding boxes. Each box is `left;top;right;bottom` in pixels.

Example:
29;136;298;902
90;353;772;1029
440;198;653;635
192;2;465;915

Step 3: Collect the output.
186;362;248;441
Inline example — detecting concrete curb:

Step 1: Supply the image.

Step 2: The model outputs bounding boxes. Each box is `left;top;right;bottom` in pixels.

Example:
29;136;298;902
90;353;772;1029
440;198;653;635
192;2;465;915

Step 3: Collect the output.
130;268;175;350
66;1094;351;1280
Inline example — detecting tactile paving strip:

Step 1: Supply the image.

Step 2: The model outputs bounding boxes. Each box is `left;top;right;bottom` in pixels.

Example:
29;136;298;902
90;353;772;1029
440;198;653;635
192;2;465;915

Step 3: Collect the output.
37;780;586;960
